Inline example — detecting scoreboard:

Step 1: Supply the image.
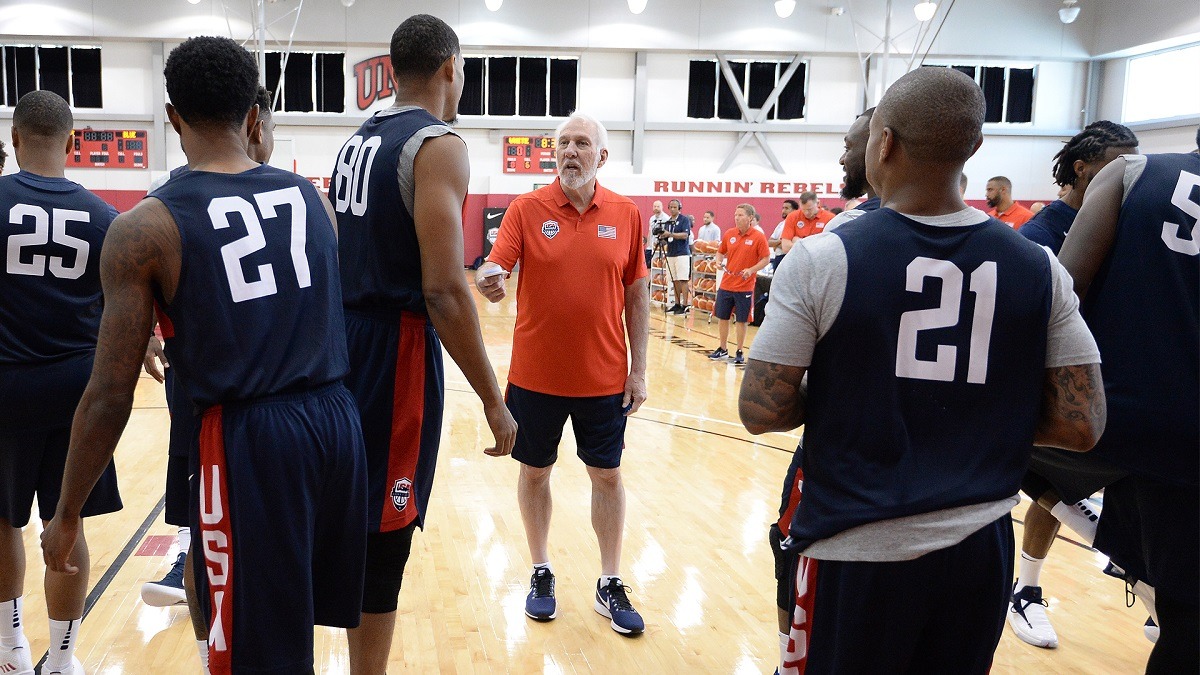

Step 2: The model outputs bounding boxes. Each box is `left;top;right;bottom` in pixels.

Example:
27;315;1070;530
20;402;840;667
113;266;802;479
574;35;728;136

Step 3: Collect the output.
502;135;557;174
68;129;148;169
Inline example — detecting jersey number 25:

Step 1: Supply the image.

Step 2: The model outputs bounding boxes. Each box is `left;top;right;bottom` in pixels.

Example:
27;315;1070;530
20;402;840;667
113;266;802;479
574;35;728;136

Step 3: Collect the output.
5;205;91;279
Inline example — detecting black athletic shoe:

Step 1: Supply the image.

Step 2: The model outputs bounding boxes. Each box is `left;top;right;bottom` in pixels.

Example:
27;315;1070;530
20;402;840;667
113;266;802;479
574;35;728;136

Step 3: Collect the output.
525;567;557;621
708;347;728;360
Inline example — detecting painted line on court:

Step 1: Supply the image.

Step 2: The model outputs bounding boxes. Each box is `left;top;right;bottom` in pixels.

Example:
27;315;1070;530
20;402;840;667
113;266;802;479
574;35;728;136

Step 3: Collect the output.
36;496;166;670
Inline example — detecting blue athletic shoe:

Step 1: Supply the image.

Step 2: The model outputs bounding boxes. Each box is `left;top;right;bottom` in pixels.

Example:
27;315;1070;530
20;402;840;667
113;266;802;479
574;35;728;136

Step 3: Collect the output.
594;577;644;635
525;567;557;621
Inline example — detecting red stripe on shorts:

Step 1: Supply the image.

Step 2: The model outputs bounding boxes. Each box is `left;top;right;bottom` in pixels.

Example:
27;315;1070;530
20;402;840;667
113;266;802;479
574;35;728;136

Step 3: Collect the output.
381;312;427;531
777;468;804;535
199;407;234;675
153;301;175;339
782;556;820;675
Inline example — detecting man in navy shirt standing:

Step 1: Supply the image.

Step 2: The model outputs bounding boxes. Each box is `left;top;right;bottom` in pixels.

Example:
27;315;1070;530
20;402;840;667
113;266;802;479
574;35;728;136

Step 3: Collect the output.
1059;129;1200;674
1007;120;1140;651
0;91;119;675
741;67;1106;674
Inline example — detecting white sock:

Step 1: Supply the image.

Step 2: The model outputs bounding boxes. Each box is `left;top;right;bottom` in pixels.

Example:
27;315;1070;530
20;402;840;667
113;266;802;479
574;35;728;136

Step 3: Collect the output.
778;631;789;671
177;527;191;555
599;574;620;587
1016;552;1045;590
1050;500;1099;546
0;597;24;648
45;617;80;671
532;561;552;574
196;638;209;668
1132;581;1158;625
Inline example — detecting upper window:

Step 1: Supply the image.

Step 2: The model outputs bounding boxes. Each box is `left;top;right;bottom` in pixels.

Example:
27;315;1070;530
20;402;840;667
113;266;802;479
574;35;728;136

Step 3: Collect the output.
2;45;102;108
457;56;579;117
263;51;345;113
1124;45;1200;123
686;59;807;121
931;64;1035;124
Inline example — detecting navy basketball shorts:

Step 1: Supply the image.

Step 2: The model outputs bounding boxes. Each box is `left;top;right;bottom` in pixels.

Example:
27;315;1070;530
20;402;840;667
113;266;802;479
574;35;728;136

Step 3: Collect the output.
1094;474;1199;606
191;382;367;675
715;289;753;323
781;515;1013;675
344;309;445;534
163;365;198;527
507;383;627;469
772;444;805;612
0;355;121;527
1020;445;1127;505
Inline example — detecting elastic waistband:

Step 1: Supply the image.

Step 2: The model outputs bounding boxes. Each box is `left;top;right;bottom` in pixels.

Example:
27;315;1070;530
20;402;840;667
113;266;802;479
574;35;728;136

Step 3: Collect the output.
202;380;346;416
345;306;430;326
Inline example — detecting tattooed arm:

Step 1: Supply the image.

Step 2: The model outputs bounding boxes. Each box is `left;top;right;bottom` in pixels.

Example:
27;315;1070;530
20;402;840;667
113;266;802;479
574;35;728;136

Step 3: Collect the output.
739;359;808;434
43;199;180;573
1033;363;1106;452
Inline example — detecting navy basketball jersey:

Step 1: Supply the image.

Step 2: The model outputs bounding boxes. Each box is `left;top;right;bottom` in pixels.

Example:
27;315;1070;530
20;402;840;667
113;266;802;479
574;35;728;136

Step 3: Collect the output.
791;210;1053;551
151;165;348;408
1081;153;1200;484
332;107;455;314
0;171;117;364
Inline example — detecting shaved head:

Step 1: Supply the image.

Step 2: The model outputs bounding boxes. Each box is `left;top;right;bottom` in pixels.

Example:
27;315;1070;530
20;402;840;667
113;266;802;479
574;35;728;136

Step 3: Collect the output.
13;91;73;138
875;67;985;163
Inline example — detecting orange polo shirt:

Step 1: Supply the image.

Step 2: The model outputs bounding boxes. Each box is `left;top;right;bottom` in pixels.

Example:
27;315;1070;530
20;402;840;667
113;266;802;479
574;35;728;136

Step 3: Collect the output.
487;179;647;397
781;208;836;240
718;227;770;292
989;202;1034;230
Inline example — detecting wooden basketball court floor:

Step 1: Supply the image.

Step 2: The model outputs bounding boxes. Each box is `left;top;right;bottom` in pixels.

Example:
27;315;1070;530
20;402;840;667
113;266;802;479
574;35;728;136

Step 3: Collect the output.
13;274;1152;673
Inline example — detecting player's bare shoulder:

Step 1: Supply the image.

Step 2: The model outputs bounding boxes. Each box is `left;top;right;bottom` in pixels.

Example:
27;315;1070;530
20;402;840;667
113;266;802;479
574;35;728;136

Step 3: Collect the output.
101;197;182;294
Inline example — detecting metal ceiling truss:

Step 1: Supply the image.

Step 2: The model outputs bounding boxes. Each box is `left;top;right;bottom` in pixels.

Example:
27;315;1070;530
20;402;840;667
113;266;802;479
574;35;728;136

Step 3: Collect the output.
219;0;307;103
715;53;803;174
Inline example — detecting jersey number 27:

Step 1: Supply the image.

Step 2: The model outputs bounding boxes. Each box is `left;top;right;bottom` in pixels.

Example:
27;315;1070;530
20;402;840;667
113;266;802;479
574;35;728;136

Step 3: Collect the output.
209;186;312;303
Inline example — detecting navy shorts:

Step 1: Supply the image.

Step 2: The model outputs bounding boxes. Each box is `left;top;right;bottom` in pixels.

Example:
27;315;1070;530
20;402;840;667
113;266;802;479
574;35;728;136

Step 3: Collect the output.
344;310;444;534
782;515;1012;674
1094;474;1199;606
0;355;121;527
507;383;627;469
772;444;805;612
715;289;753;323
192;382;367;675
1020;445;1127;505
163;363;199;527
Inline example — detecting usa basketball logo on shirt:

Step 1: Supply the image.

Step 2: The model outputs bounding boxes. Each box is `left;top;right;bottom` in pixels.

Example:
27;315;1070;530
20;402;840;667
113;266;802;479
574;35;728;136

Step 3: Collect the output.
597;224;616;239
542;220;560;239
391;477;412;511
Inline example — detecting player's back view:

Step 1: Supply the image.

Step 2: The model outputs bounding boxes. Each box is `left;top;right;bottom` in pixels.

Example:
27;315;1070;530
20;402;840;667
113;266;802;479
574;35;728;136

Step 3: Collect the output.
40;37;367;675
0;90;120;675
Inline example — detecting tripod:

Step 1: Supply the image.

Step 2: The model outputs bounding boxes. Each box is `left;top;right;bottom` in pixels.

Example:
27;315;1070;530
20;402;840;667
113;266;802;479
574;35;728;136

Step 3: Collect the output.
652;234;677;313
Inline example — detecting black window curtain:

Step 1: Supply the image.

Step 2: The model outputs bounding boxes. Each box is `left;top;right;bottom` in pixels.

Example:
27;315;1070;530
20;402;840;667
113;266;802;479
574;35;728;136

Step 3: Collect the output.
980;66;1005;123
717;61;746;120
952;64;977;80
776;64;805;119
284;52;313;112
7;47;36;104
70;47;102;108
458;57;484;116
518;57;547;116
1006;68;1034;123
487;57;517;116
316;53;344;113
687;60;717;118
38;47;69;102
548;59;577;117
265;52;283;111
748;62;777;117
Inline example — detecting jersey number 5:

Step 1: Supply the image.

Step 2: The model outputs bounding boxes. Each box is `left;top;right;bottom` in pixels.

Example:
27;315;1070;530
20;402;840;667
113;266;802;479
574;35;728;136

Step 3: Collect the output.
1162;169;1200;256
5;205;91;279
895;257;997;384
209;186;312;303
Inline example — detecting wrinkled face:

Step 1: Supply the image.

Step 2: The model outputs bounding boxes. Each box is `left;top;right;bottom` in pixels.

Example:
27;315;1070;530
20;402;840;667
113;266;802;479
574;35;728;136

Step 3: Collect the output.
668;200;681;217
556;118;607;191
652;200;663;215
800;199;819;218
985;180;1005;208
840;114;871;200
734;207;751;232
781;202;795;218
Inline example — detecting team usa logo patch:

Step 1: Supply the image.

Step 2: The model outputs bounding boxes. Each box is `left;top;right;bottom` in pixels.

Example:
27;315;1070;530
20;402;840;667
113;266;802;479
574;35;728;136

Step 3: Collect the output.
597;224;617;239
542;220;561;239
391;477;412;512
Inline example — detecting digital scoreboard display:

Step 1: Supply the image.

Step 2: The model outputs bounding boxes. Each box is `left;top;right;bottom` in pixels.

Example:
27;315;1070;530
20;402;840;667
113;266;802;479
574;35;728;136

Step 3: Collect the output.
68;129;148;169
502;135;557;174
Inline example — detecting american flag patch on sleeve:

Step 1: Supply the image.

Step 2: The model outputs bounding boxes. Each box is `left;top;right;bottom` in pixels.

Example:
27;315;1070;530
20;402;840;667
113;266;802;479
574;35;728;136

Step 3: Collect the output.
598;224;617;239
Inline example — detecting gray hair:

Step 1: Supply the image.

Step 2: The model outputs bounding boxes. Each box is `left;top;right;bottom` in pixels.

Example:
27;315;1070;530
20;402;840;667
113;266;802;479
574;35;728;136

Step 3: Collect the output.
555;111;608;151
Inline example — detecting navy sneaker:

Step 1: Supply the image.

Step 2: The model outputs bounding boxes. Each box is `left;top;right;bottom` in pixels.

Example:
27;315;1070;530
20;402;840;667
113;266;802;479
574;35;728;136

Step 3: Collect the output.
525;567;557;621
733;350;745;365
708;347;728;360
140;551;187;607
595;577;644;635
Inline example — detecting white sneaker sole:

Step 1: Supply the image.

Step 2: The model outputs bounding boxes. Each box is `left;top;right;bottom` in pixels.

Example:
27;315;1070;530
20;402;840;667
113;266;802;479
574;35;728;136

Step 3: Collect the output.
45;656;85;675
1007;605;1058;649
140;581;187;607
594;600;642;635
524;608;557;621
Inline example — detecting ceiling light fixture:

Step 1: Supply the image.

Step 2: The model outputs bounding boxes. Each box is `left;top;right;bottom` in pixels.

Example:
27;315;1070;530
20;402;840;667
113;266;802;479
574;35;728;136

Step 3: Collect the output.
628;0;649;14
187;0;201;5
484;0;503;11
913;1;937;21
340;0;354;7
1058;0;1080;23
774;0;796;18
